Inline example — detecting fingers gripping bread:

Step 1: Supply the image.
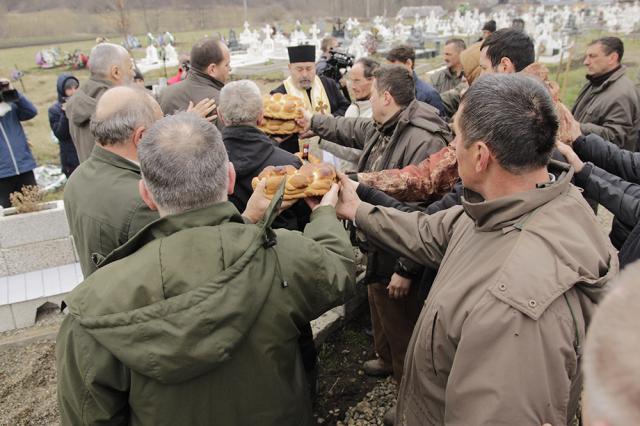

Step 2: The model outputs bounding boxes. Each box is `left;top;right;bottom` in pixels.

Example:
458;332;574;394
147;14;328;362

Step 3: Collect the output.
251;163;337;200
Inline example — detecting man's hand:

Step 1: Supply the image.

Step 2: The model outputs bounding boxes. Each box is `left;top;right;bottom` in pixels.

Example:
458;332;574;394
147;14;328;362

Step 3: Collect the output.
387;273;411;299
557;103;582;144
334;172;362;221
295;108;313;133
305;183;340;211
555;141;585;173
187;98;217;122
298;129;316;139
242;179;297;224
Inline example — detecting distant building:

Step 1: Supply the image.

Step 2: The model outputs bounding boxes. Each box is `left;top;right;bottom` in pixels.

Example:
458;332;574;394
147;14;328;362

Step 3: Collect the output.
396;6;445;19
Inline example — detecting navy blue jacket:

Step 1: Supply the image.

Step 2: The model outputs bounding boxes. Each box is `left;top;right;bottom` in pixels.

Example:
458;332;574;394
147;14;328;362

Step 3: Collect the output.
48;74;80;146
0;92;38;179
413;71;446;117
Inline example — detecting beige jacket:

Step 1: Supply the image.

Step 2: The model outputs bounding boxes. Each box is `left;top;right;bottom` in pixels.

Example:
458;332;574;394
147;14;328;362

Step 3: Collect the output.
355;164;618;425
572;65;640;151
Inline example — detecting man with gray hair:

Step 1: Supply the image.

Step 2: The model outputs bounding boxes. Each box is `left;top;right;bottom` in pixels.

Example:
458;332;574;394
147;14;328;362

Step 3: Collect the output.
219;79;306;231
63;86;161;277
65;42;135;161
56;111;355;425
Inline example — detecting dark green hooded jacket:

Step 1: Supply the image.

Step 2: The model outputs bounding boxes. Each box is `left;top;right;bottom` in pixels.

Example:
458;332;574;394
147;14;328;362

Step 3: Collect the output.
56;199;355;425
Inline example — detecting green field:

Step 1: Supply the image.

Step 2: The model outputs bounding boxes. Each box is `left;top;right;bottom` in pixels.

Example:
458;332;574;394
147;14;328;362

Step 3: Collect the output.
1;28;639;196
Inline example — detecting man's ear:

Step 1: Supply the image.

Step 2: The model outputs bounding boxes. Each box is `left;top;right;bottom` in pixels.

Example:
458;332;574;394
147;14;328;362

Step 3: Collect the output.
139;179;158;211
218;109;227;126
256;110;264;127
475;141;492;173
499;57;516;73
383;90;393;106
111;64;121;82
227;162;236;195
207;62;217;77
132;126;145;148
406;58;414;70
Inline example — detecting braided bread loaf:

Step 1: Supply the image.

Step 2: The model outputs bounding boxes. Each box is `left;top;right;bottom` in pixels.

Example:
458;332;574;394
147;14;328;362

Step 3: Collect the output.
251;163;337;200
258;93;305;135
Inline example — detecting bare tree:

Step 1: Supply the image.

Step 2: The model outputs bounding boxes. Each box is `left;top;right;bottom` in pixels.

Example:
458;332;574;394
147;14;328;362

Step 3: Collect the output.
114;0;130;37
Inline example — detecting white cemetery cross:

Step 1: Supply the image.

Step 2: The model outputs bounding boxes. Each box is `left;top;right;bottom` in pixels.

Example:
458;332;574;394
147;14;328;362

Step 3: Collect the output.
145;45;159;64
240;21;254;45
309;24;321;51
261;25;275;54
164;44;178;63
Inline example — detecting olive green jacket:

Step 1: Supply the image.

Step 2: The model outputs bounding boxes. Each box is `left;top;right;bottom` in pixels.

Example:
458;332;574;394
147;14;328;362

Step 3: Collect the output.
63;145;159;277
56;199;355;425
572;65;640;151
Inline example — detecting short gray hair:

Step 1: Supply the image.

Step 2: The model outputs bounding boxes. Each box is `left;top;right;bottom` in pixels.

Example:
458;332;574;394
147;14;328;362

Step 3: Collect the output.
89;43;129;78
138;112;229;214
219;80;263;126
90;89;157;146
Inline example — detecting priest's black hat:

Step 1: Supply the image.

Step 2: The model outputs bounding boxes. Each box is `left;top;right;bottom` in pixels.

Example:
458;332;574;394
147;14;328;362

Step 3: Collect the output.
287;45;316;63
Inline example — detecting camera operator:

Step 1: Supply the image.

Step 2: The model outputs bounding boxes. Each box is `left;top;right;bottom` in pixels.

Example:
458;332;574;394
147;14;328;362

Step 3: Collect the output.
316;36;339;75
316;36;352;102
0;78;38;208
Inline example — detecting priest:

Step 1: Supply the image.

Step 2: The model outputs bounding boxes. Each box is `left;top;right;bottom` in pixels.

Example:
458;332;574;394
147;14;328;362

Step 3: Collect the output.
271;45;350;154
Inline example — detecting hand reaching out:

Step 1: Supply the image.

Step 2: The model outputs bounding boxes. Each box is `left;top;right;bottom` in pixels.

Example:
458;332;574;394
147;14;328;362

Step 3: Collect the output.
187;98;217;122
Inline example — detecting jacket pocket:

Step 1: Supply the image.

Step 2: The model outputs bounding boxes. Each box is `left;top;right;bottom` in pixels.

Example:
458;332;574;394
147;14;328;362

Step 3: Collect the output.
430;310;438;377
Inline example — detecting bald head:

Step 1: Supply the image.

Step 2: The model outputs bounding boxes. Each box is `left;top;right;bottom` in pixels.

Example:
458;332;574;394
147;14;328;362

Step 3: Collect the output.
89;42;134;84
584;261;640;425
91;86;161;146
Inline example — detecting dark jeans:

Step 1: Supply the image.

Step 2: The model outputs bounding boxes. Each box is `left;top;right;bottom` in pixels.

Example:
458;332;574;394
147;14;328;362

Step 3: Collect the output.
60;141;80;178
0;170;37;208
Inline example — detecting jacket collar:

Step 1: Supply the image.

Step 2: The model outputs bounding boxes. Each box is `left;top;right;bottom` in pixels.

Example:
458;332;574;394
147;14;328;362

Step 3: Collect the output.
84;77;114;98
99;202;243;267
445;66;463;79
461;161;574;232
188;68;225;90
376;108;404;136
90;144;140;173
587;65;627;93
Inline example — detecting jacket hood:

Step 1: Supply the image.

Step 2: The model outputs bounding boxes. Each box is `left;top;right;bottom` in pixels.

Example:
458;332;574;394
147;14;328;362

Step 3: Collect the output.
64;199;285;384
222;125;276;177
395;99;450;137
67;78;112;126
56;74;79;103
462;161;618;318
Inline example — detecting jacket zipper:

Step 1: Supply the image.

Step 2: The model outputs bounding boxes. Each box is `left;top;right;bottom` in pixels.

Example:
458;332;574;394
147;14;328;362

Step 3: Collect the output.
430;311;438;377
0;121;20;175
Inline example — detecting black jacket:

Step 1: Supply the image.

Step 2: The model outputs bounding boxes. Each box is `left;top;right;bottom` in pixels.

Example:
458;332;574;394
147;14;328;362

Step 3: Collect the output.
223;125;309;231
48;74;80;177
574;133;640;256
271;76;350;154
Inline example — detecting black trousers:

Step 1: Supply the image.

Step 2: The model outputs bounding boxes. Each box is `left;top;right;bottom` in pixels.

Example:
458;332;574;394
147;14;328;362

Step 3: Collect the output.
0;170;37;208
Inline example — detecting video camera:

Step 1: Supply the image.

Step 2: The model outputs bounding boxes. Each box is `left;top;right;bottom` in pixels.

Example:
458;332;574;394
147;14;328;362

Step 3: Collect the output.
0;81;19;103
322;48;354;84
